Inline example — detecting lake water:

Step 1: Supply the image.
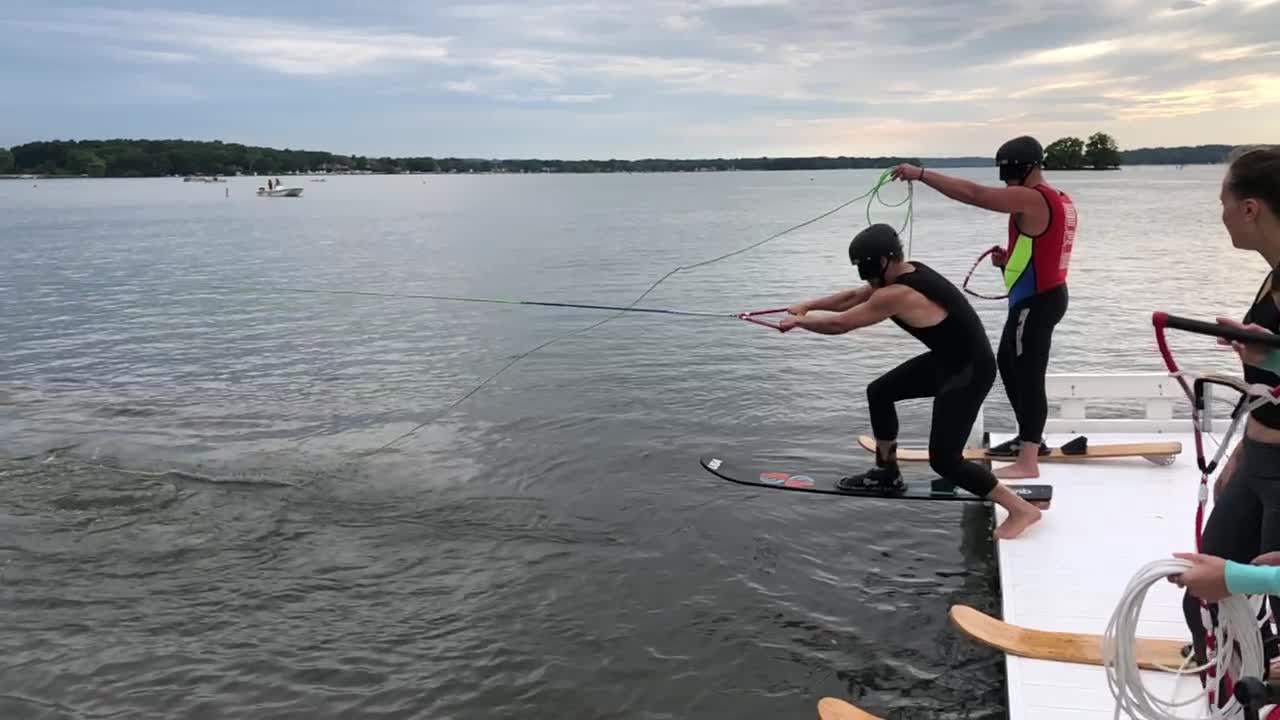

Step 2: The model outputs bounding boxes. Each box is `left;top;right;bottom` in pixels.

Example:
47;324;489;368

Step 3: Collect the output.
0;166;1264;719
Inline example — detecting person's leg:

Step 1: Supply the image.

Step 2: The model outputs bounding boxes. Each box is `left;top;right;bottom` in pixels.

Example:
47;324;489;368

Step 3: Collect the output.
843;353;937;491
864;352;938;463
929;358;1042;539
1242;439;1280;673
991;304;1033;457
995;285;1068;479
995;307;1022;443
1182;451;1264;683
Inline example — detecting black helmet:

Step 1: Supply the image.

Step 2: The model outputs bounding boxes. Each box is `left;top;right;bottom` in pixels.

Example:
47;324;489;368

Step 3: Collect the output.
848;223;903;284
996;135;1043;184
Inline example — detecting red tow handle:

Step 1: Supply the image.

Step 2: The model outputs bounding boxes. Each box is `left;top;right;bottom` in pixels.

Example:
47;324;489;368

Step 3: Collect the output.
737;308;789;331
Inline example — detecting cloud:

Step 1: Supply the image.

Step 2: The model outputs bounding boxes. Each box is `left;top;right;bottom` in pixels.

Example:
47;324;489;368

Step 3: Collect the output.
444;79;610;104
671;113;1022;158
105;48;197;65
445;80;483;95
1020;40;1118;65
2;0;1279;155
8;8;451;76
662;14;702;31
550;93;612;104
1199;42;1280;62
1105;73;1280;119
1006;74;1142;99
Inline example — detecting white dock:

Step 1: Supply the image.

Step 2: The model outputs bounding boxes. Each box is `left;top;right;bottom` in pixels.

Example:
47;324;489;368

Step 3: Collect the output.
991;372;1239;719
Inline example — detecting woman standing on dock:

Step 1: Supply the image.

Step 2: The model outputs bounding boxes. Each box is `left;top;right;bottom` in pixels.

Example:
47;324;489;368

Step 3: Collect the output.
1171;146;1280;669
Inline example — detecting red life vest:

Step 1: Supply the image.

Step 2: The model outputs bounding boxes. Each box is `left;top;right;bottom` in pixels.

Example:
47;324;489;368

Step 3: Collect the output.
1002;184;1077;305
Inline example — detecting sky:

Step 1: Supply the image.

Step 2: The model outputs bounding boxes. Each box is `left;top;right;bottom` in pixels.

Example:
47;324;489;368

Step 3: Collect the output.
2;0;1278;159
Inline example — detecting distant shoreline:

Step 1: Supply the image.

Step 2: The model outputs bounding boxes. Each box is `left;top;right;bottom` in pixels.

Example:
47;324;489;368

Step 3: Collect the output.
2;139;1252;179
1;163;1222;181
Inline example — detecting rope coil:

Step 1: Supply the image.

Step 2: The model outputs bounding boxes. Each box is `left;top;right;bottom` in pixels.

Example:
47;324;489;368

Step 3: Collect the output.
1104;558;1266;720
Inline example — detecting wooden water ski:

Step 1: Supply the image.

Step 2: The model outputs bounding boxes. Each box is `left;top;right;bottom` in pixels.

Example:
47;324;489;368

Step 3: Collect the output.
949;604;1189;671
817;697;882;720
857;435;1181;466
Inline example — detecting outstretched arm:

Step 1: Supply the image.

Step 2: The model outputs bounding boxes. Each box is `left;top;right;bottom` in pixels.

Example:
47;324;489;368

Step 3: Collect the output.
784;286;905;335
891;164;1045;216
793;285;873;314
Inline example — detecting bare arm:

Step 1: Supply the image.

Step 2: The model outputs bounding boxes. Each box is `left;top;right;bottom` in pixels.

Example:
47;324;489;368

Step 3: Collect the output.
792;286;904;335
893;164;1045;216
919;170;1045;215
795;285;872;313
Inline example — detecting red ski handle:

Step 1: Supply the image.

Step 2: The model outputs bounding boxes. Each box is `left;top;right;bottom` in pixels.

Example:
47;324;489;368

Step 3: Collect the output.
738;308;789;331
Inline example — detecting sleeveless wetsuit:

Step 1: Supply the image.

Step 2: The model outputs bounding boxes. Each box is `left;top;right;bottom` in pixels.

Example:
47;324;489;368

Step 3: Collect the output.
996;183;1076;448
1183;268;1280;680
1243;269;1280;429
865;261;998;498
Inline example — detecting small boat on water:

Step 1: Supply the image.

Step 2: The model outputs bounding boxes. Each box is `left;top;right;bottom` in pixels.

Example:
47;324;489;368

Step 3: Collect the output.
256;187;303;197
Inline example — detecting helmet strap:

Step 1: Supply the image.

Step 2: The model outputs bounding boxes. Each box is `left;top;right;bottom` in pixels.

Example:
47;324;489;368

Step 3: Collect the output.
857;256;892;284
1000;163;1037;186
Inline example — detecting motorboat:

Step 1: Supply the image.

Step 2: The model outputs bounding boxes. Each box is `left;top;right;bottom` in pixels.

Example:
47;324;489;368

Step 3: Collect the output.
256;187;303;197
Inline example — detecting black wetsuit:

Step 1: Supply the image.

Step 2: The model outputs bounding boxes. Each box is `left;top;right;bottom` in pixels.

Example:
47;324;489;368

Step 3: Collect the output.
997;284;1068;449
1183;269;1280;677
864;261;999;498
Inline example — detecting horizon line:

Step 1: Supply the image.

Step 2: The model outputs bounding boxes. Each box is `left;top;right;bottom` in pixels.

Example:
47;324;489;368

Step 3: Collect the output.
5;136;1268;164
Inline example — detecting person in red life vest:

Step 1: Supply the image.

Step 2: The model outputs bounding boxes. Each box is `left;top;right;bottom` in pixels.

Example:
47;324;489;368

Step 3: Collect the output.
890;136;1077;480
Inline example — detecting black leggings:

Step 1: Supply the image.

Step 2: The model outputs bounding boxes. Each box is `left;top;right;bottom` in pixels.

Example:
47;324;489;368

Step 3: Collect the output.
866;351;998;497
1182;437;1280;672
998;284;1068;445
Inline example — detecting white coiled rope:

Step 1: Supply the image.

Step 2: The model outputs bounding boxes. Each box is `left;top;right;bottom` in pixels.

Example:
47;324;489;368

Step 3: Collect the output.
1104;558;1267;720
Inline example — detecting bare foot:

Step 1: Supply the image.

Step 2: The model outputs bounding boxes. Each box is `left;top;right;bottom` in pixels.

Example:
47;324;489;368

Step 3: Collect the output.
992;442;1042;479
994;461;1040;479
987;483;1044;540
995;504;1042;540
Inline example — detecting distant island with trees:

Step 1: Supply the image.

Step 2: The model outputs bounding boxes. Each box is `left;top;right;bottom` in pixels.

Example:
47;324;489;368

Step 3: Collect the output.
0;133;1258;178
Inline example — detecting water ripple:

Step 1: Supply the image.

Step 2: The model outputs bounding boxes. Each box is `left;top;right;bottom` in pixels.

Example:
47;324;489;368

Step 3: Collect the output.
0;167;1253;718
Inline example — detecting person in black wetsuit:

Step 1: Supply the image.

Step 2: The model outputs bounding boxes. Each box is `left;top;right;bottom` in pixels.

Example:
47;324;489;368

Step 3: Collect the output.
890;138;1077;481
1175;146;1280;679
780;223;1043;540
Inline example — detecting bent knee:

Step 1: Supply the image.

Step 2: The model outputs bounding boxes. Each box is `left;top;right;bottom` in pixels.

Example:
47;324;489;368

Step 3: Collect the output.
867;377;892;404
928;454;962;478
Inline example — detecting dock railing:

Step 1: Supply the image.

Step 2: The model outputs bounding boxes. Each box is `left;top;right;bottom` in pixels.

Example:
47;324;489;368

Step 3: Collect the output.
970;371;1242;446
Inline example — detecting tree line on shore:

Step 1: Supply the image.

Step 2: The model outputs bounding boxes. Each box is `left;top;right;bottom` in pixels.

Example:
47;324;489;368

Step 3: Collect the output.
0;136;1251;178
1043;132;1123;170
